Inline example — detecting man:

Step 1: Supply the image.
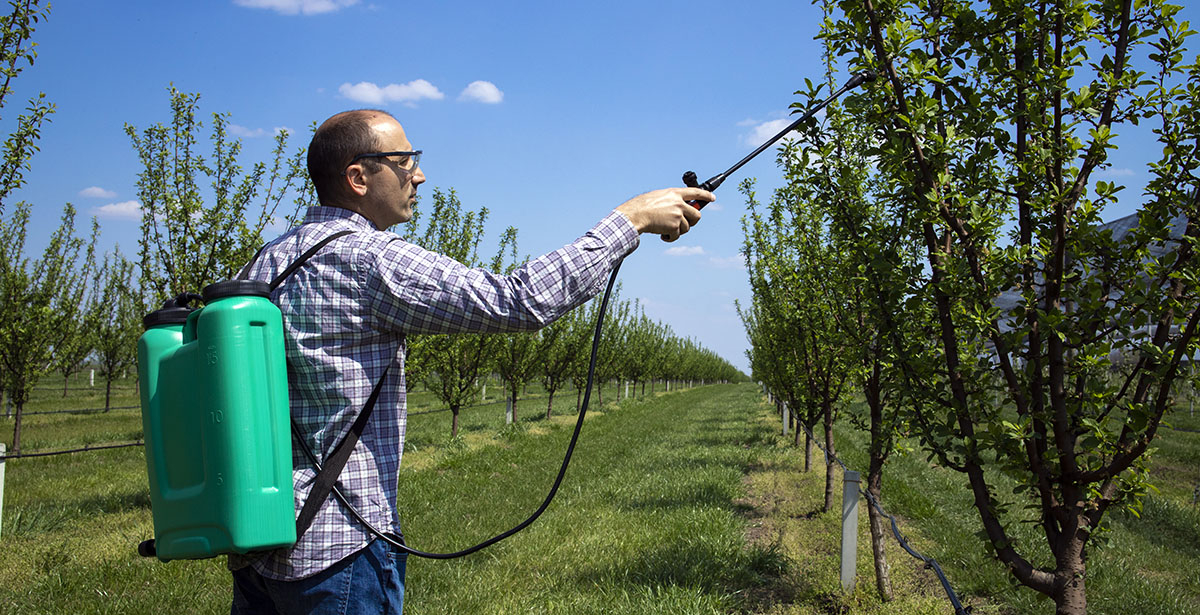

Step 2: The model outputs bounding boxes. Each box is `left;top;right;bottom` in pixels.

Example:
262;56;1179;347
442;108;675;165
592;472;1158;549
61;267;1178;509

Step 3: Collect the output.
229;109;711;614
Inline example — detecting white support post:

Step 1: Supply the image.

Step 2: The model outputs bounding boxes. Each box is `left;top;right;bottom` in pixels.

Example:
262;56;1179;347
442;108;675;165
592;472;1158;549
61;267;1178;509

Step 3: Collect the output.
782;402;790;436
0;443;7;538
481;383;487;402
840;470;861;592
624;380;629;399
505;397;513;425
90;369;95;387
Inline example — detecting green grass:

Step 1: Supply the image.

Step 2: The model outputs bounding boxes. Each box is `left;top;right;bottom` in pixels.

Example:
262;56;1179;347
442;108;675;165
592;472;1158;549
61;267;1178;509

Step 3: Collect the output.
0;376;1196;614
399;384;783;614
0;380;790;613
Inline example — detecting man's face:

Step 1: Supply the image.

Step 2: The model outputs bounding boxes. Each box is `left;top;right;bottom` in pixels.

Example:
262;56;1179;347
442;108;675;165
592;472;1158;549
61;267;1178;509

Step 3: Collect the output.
360;117;426;228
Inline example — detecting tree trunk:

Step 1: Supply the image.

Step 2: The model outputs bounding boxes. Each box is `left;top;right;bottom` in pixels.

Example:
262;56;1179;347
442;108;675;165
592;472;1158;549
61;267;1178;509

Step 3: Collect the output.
575;387;582;413
641;381;646;397
863;362;893;600
63;374;69;397
546;389;555;420
509;383;519;423
451;406;460;438
1052;543;1088;615
866;460;893;601
793;408;802;447
804;428;813;472
822;403;837;512
12;400;23;454
105;377;113;412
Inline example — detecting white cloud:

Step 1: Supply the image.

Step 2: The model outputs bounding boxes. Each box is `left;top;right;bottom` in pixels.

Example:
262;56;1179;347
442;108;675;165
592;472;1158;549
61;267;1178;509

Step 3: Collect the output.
665;245;706;256
233;0;359;15
458;81;504;104
79;186;116;199
93;201;142;220
229;124;267;138
742;118;796;149
1096;167;1136;178
339;80;445;106
264;215;291;234
708;254;746;270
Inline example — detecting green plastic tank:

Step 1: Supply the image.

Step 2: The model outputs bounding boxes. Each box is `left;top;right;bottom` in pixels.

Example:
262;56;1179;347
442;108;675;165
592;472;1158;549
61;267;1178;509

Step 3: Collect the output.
137;280;296;561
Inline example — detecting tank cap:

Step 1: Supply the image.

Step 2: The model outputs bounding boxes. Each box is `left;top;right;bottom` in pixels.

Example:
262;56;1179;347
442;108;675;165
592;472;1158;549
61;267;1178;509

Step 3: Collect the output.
202;279;271;303
142;293;202;329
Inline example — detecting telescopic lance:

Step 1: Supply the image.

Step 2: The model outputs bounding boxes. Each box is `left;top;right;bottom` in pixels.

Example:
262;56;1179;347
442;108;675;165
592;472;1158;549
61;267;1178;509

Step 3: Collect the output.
682;70;877;206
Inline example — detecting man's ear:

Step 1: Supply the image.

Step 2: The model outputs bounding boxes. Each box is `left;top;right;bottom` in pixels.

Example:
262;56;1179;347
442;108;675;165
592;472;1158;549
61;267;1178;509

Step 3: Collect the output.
344;163;371;197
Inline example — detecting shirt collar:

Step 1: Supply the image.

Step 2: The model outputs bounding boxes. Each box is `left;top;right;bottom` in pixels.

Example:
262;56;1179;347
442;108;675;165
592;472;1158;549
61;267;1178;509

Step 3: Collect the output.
303;205;380;230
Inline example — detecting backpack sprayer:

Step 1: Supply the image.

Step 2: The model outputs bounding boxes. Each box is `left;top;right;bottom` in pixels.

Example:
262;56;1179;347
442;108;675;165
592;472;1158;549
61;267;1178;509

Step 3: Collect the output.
135;69;876;562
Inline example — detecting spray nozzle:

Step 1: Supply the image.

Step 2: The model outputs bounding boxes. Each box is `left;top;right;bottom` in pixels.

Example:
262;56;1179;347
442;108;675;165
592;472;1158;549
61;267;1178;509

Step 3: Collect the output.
845;70;878;90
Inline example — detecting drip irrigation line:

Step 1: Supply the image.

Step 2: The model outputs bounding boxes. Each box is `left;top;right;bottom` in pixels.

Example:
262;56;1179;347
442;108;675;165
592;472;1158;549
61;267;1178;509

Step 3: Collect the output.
790;407;970;615
0;440;144;460
21;405;138;416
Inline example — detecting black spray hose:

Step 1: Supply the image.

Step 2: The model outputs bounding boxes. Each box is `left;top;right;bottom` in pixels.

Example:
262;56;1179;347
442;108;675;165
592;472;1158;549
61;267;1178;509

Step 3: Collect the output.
297;69;879;560
295;261;623;559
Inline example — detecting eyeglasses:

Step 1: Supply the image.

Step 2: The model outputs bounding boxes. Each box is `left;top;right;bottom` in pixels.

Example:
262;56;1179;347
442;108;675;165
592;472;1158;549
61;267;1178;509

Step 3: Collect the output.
344;150;422;175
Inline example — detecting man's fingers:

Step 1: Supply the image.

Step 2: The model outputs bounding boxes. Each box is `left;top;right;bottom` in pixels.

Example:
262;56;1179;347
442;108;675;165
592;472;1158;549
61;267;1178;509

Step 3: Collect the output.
679;187;715;204
660;217;692;242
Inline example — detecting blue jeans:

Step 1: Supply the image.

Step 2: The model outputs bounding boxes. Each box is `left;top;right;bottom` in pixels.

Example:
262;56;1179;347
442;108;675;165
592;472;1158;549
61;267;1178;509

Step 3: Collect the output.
231;539;407;615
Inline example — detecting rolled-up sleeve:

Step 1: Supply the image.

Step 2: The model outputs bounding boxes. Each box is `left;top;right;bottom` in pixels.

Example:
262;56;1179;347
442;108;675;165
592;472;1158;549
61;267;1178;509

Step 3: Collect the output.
365;210;639;335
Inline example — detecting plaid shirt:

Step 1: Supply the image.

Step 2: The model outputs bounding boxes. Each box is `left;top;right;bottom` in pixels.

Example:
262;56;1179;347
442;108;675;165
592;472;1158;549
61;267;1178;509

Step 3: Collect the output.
229;205;638;580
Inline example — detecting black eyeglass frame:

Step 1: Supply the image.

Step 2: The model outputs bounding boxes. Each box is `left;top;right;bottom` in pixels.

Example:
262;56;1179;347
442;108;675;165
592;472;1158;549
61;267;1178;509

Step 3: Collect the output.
343;150;422;175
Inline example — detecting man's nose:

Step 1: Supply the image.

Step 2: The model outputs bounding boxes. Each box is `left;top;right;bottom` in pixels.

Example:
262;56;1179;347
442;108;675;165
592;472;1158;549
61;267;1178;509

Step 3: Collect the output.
413;168;426;186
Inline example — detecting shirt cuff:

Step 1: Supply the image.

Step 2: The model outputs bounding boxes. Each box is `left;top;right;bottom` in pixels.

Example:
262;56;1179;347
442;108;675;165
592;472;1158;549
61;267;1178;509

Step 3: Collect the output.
601;209;640;258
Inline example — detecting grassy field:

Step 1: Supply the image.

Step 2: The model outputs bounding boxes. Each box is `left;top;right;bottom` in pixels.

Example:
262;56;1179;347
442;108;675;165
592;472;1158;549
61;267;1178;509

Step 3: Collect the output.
0;376;1196;613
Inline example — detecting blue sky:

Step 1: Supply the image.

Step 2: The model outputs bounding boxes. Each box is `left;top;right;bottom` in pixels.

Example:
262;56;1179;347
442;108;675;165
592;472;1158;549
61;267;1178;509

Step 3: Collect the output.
9;0;1200;375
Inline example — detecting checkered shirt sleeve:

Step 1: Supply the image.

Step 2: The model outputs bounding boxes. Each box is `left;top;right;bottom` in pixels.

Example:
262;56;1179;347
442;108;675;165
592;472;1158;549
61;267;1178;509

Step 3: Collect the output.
228;205;638;580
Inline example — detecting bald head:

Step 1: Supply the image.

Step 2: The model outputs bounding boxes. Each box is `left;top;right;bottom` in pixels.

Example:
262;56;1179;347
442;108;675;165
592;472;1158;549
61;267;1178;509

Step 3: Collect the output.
307;109;396;205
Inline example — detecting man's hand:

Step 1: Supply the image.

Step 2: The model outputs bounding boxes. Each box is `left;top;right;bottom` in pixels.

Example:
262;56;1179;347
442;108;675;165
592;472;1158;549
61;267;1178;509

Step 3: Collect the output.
615;188;712;242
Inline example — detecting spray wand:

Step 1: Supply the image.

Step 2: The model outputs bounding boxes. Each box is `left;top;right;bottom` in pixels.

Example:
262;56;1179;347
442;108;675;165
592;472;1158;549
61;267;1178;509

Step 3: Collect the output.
682;70;877;208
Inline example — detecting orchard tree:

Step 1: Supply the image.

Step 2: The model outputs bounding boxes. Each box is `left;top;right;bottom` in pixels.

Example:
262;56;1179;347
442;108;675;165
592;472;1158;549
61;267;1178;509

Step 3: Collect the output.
89;248;141;412
492;239;539;421
0;204;96;452
0;0;82;453
742;168;857;513
128;87;307;301
51;217;99;397
821;0;1200;612
535;306;584;419
781;54;933;598
622;304;663;398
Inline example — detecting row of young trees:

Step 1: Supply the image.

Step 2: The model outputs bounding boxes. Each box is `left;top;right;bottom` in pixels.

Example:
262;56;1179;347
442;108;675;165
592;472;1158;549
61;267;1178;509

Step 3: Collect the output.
0;1;741;453
742;1;1199;614
399;187;744;438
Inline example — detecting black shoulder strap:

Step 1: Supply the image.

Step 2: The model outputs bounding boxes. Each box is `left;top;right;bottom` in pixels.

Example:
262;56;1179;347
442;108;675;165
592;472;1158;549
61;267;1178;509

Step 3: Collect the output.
293;363;390;539
261;229;394;542
268;230;355;291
